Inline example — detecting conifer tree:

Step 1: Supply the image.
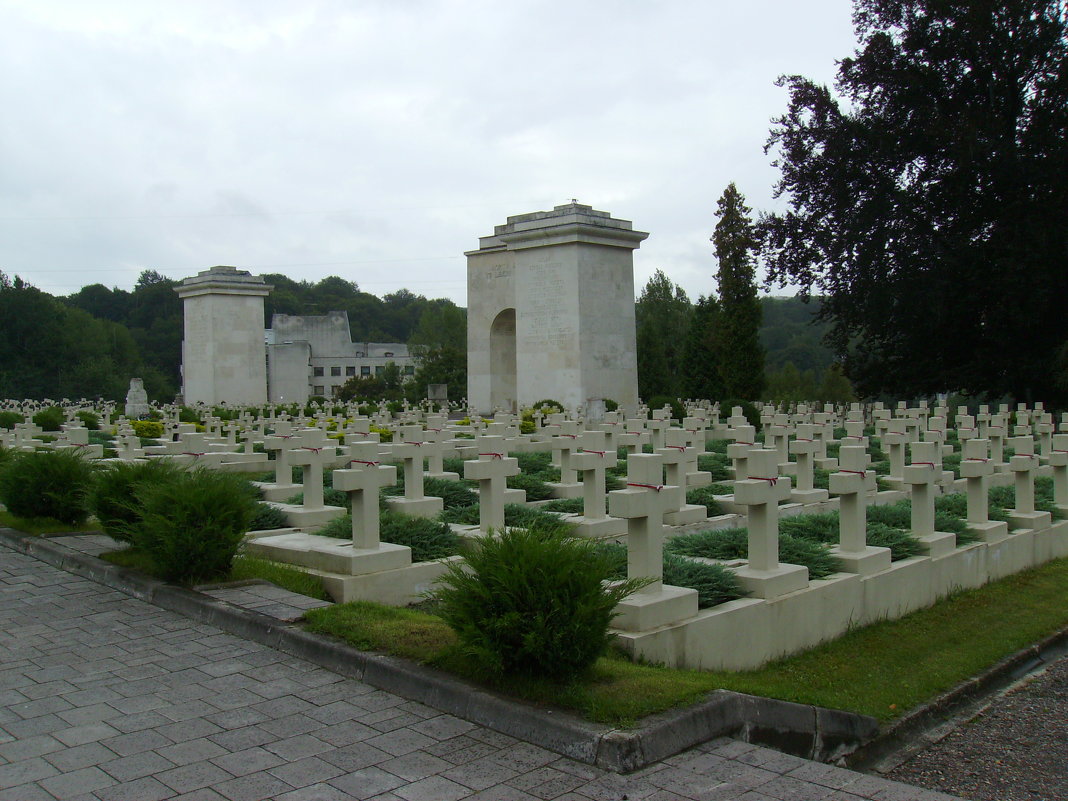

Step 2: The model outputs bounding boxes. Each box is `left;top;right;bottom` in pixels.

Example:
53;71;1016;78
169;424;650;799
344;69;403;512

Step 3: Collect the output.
682;294;725;401
712;183;765;400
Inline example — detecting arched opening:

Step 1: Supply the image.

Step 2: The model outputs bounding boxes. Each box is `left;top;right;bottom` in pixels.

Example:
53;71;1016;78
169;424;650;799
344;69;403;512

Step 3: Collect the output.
489;308;517;412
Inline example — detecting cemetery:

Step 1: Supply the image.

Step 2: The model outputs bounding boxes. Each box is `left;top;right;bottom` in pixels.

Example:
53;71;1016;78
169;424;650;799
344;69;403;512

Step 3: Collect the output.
1;392;1065;679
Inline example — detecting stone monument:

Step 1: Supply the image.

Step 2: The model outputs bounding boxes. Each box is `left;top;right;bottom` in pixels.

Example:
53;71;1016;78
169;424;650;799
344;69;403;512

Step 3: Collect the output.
175;266;273;406
466;202;645;415
123;378;150;419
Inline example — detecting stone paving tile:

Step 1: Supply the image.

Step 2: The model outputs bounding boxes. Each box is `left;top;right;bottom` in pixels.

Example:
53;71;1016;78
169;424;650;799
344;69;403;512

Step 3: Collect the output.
0;542;965;801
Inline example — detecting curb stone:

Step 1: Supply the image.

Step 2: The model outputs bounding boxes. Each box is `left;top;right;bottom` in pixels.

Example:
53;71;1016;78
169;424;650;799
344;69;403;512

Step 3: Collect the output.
1;527;879;772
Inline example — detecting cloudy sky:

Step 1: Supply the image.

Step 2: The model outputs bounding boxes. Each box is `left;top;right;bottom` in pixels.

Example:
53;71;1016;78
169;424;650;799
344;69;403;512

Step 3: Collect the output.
1;0;857;305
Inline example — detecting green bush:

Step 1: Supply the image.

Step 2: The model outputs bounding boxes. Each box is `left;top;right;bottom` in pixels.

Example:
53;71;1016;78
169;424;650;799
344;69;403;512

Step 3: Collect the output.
131;468;257;583
0;450;97;525
683;486;726;516
0;411;23;430
130;420;164;439
432;525;649;680
531;399;565;414
75;411;100;430
720;398;761;428
603;399;619;412
249;503;290;531
592;542;745;608
32;406;65;432
178;406;202;424
423;477;478;509
646;395;685;422
507;471;554;500
319;511;460;560
90;460;184;543
665;527;841;579
439;502;572;535
540;497;585;514
695;455;733;482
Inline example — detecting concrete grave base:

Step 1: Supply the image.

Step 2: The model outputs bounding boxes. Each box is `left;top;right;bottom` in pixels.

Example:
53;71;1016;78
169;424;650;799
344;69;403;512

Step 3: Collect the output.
277;503;347;531
548;481;584;499
664;504;707;526
830;544;893;576
566;514;628;538
733;562;810;600
254;481;303;502
914;531;957;558
612;584;700;632
384;495;445;519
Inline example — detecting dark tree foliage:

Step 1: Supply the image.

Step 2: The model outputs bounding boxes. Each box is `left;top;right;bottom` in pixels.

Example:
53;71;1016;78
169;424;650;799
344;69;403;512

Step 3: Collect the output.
635;270;692;399
760;0;1068;403
713;183;765;400
683;294;726;400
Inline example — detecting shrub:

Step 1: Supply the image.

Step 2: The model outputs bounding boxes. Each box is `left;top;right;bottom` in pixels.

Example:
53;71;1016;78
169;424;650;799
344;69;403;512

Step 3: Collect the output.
531;399;565;414
0;449;97;524
32;406;65;432
432;525;650;680
75;411;100;430
178;406;202;424
540;497;585;514
130;420;164;439
507;471;554;500
695;455;733;482
663;553;745;607
683;486;726;516
646;395;685;422
90;459;184;543
519;419;535;434
720;398;761;428
249;503;290;531
591;542;745;609
131;468;257;583
665;527;841;579
423;477;478;509
604;399;619;412
0;411;23;430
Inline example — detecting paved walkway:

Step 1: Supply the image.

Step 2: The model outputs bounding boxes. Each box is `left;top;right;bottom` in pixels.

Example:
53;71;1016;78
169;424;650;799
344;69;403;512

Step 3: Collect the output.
0;543;960;801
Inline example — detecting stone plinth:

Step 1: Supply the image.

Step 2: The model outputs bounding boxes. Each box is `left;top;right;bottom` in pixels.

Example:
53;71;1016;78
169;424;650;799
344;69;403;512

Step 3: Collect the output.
176;266;273;406
467;202;645;414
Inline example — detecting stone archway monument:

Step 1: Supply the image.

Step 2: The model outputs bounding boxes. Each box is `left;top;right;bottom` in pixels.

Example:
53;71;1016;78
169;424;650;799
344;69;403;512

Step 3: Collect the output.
467;202;646;415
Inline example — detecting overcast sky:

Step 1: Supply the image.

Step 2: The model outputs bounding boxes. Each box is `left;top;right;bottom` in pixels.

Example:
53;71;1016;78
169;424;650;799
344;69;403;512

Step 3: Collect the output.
0;0;857;306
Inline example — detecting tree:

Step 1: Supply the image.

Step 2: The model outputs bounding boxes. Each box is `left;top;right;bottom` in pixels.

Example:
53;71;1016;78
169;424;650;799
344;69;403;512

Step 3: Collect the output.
682;294;726;401
760;0;1068;403
712;183;765;400
635;270;692;399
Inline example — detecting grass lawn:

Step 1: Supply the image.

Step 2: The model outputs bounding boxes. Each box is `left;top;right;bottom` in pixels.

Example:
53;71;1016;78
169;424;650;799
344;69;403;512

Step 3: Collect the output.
100;548;330;600
304;557;1068;727
0;510;101;536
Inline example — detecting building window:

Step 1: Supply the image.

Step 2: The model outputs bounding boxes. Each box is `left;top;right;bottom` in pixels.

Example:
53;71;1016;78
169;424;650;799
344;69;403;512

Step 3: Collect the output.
375;365;384;375
403;365;415;375
346;366;356;376
384;351;394;357
361;366;370;376
355;351;365;357
332;385;342;397
313;367;324;377
313;385;325;396
331;366;341;377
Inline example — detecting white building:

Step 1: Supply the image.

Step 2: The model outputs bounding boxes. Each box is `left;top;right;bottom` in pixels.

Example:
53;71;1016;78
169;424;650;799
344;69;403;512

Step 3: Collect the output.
266;311;416;404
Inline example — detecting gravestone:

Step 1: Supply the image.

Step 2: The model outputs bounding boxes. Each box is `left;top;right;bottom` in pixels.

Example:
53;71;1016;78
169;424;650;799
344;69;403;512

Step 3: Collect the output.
466;202;645;414
124;378;150;419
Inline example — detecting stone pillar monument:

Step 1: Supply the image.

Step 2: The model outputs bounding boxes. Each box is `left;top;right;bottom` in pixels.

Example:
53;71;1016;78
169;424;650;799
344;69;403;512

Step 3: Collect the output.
466;202;646;415
175;266;273;406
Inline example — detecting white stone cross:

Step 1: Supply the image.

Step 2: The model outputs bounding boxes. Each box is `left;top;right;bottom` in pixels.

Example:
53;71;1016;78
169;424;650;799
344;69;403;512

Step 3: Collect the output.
333;443;398;549
1049;433;1068;514
463;437;520;533
726;424;758;480
829;445;891;574
289;440;333;510
904;441;940;538
571;430;615;520
736;449;786;572
608;453;668;592
884;419;908;481
1005;435;1050;531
